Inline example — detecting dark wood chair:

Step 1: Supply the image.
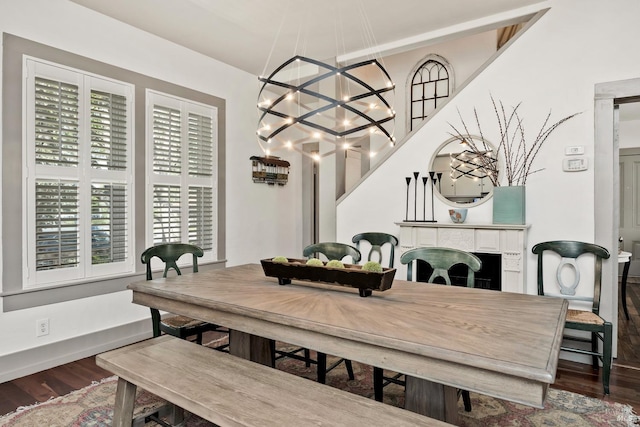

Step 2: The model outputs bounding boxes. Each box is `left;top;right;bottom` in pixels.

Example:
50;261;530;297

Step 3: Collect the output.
273;242;361;384
140;243;228;348
532;240;612;394
352;232;398;268
373;247;479;411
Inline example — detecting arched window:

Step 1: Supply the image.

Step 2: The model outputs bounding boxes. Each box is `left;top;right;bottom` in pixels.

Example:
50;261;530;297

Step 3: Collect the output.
408;55;454;131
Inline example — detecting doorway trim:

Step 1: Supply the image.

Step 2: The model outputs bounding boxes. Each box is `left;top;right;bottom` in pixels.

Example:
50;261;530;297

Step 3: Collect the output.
594;77;640;356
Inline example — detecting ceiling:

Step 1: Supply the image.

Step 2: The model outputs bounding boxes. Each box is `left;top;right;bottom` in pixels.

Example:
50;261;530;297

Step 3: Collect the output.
69;0;640;121
70;0;545;76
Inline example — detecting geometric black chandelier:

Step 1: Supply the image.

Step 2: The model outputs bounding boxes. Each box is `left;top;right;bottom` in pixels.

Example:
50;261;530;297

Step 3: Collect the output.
257;55;396;160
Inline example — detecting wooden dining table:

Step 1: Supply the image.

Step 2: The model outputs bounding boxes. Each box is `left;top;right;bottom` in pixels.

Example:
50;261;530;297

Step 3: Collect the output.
128;263;568;425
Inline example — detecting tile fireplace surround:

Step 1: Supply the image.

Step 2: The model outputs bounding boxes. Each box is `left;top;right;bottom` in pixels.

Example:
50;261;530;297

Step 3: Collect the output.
396;222;529;294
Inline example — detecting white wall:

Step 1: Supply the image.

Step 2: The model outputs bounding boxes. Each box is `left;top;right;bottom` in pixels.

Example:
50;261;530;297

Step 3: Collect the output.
337;0;640;341
383;29;497;143
0;0;302;381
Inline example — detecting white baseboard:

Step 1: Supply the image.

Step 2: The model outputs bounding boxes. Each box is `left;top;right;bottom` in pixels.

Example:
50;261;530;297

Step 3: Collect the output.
0;319;152;383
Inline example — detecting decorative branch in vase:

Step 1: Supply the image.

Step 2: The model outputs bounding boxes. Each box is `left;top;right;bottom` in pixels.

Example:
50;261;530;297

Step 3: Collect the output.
448;95;581;186
448;96;581;224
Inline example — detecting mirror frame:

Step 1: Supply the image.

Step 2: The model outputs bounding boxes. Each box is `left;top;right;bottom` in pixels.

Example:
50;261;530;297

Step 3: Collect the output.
430;135;499;208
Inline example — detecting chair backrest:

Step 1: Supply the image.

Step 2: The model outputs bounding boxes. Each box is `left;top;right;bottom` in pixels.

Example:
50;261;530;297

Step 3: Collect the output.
302;242;362;264
140;243;204;280
352;232;398;268
400;247;482;287
532;240;610;315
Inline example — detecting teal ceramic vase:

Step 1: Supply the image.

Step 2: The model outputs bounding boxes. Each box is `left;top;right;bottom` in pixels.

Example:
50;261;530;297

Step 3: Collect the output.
492;185;526;225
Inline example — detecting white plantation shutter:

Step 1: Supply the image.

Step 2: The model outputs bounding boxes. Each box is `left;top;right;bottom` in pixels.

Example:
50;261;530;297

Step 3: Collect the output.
90;90;127;170
189;186;213;250
35;180;80;271
153;105;182;175
33;76;81;274
147;90;216;260
34;78;80;167
188;113;213;177
91;183;127;264
153;184;182;243
25;58;134;287
90;89;129;266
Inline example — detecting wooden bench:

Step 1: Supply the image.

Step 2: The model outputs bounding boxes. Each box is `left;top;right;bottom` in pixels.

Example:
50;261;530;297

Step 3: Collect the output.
97;335;450;426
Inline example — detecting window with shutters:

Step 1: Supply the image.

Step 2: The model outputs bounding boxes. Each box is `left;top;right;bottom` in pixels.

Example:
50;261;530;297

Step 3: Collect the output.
146;90;217;262
23;58;134;288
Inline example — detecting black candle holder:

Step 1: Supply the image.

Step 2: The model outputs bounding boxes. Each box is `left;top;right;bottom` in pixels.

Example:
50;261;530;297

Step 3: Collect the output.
425;171;437;223
422;176;428;221
413;172;419;221
405;177;412;222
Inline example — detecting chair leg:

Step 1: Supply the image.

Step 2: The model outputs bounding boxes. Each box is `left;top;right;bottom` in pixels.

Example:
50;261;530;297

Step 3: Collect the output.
345;360;354;380
317;352;327;384
462;390;472;412
373;367;384;402
602;323;612;395
304;349;311;367
591;331;599;369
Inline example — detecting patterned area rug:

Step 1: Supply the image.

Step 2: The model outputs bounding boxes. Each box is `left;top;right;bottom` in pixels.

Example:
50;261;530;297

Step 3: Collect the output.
1;344;637;426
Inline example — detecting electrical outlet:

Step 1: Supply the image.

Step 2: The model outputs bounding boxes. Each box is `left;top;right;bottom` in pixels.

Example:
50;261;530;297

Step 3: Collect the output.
36;318;49;337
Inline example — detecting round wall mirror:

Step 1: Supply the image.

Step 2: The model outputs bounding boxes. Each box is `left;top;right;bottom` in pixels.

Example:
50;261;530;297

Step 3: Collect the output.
430;135;499;207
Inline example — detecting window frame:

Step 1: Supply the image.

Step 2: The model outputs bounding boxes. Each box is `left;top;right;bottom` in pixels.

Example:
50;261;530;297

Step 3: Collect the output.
23;57;136;289
145;90;218;266
406;54;455;132
2;34;226;311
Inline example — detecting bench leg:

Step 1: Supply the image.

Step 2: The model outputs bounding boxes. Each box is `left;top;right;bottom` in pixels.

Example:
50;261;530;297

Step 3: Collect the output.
113;377;137;427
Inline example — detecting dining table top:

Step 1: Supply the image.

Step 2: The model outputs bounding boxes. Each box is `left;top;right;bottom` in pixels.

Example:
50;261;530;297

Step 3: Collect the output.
128;263;568;409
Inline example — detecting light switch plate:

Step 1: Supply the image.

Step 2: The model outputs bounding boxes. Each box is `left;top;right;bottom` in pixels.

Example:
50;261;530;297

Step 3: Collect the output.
565;146;585;155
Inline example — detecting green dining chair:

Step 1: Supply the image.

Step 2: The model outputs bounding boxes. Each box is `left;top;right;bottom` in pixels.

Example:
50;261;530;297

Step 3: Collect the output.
274;242;361;384
140;243;228;348
373;246;480;411
532;240;612;394
302;242;362;265
352;232;398;268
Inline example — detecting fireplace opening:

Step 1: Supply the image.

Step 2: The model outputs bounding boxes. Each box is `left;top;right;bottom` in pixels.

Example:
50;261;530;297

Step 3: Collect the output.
416;252;502;291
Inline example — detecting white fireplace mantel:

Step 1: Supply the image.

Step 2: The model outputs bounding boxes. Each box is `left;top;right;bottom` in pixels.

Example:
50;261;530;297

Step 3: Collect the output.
396;222;530;294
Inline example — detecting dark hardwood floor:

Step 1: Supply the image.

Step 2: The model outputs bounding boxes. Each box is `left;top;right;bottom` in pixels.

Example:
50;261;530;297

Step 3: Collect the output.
1;281;639;417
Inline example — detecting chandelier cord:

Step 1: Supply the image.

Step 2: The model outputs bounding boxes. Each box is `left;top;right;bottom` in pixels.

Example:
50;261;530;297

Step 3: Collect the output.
357;0;384;65
260;10;287;78
334;13;348;101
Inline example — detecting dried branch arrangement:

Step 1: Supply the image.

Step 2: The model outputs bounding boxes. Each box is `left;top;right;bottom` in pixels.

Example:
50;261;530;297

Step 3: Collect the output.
449;96;581;186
